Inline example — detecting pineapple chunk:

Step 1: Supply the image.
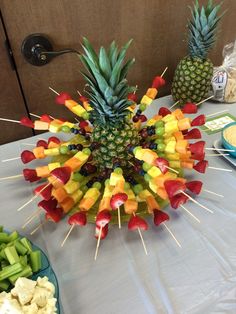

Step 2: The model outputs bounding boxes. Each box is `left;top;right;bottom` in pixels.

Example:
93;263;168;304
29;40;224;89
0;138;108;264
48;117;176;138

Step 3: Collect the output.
140;95;153;106
165;141;176;154
48;162;61;171
162;114;176;123
64;180;79;194
169;161;181;168
71;105;86;116
44;148;60;156
138;189;152;200
110;173;124;186
49;120;62;133
74;151;89;162
147;166;162;178
71;190;83;203
84;188;100;200
62;121;75;128
146;118;156;126
165;120;179;134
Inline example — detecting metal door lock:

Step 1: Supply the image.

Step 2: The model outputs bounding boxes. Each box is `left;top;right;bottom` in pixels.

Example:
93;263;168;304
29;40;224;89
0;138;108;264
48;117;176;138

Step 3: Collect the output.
21;33;80;66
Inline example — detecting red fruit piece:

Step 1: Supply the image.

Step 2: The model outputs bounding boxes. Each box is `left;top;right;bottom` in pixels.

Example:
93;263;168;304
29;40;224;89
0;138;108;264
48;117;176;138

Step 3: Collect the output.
169;193;188;209
21;150;36;164
127;93;138;103
158;107;171;117
40;114;52;123
193;160;208;173
133;115;139;123
153;209;170;226
152;76;166;89
50;166;71;184
45;207;63;223
38;198;58;212
191;114;206;126
20;117;34;128
154;157;169;174
34;183;53;201
55;92;71;105
79;120;89;129
68;212;87;226
23;169;40;182
79;95;88;103
37;140;48;149
139;115;147;122
191;153;205;161
164;180;186;198
189;141;205;155
95;224;109;240
48;136;60;145
182;103;198;114
184;128;202;140
186;181;203;195
128;215;148;231
96;210;112;228
110;193;128;210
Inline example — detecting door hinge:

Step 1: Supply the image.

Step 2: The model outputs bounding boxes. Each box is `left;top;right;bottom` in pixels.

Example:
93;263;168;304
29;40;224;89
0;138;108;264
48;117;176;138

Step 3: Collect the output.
5;38;16;71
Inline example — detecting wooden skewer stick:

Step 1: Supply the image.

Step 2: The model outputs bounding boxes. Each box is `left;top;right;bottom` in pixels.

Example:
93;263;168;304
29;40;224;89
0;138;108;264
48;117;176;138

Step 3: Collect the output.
117;207;121;229
61;225;75;247
77;90;82;96
163;223;182;248
206;110;229;118
21;143;35;146
134;85;138;93
205;154;229;157
0;118;20;124
0;174;23;181
208;166;232;172
165;166;179;174
181;191;213;214
203;189;224;198
160;67;168;78
30;220;46;235
132;213;148;255
49;87;59;95
94;226;103;261
1;157;20;162
22;209;41;229
196;95;214;106
30;113;41;119
205;147;235;152
169;100;180;110
17;181;52;212
180;205;201;223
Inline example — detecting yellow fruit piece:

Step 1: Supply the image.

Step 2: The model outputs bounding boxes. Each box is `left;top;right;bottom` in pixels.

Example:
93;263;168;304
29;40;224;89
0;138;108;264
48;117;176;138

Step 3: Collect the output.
142;149;157;164
164;136;176;143
134;147;144;160
124;199;138;214
48;162;61;171
71;105;86;116
44;148;60;156
162;114;176;123
148;181;158;194
99;197;112;211
71;190;83;203
65;99;78;109
110;173;124;186
172;109;184;120
165;153;180;161
34;120;49;130
62;121;75;129
146;118;156;126
169;160;181;168
140;95;153;106
103;184;114;197
165;120;179;134
74;151;89;162
64;180;79;194
84;187;100;200
165;141;176;154
146;88;158;99
79;197;94;211
125;188;135;200
138;189;152;200
49;121;62;133
83;102;93;111
147;166;162;178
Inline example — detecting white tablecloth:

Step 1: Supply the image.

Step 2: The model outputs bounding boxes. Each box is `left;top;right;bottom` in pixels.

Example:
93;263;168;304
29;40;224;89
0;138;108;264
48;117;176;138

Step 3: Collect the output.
1;96;236;314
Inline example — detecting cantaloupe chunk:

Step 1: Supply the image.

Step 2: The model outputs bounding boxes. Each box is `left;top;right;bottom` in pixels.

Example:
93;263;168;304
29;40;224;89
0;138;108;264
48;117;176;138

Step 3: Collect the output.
146;195;160;213
60;197;74;213
124;199;138;214
178;118;191;131
175;140;188;154
79;197;95;211
64;157;83;171
34;120;49;130
146;88;158;99
52;187;68;203
36;166;50;178
33;146;46;159
99;197;112;211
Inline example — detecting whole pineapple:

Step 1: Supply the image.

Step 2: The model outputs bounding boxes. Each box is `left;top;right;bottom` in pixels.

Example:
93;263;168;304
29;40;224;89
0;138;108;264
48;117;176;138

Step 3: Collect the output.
80;38;140;170
171;0;223;106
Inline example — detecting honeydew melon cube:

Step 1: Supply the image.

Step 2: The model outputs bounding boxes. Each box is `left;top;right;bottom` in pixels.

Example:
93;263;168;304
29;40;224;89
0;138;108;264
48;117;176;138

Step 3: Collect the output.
64;180;79;194
134;147;144;160
110;173;124;186
74;151;88;162
162;114;176;123
49;121;62;133
62;121;75;128
44;148;60;156
165;120;179;134
48;162;61;171
84;188;100;200
140;95;153;106
71;190;83;203
148;181;158;194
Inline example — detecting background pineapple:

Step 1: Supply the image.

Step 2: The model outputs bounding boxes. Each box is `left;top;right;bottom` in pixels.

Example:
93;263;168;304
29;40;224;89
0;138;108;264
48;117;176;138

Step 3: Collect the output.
80;38;140;170
171;0;223;106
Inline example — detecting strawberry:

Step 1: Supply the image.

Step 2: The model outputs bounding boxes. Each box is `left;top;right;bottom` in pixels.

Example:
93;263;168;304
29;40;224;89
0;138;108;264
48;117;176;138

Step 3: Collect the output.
38;198;58;212
79;120;89;129
191;152;205;161
20;117;34;128
21;150;36;164
68;212;87;226
152;76;165;88
164;180;186;198
94;224;109;240
48;136;60;145
182;103;198;114
37;140;48;149
128;215;148;231
189;141;205;156
153;209;169;226
191;114;206;127
127;93;138;103
23;169;40;182
139;115;147;123
169;193;188;209
45;207;63;223
110;193;128;210
184;128;202;140
50;166;71;184
79;95;89;103
55;92;71;105
154;157;169;174
34;183;52;201
158;107;171;117
186;181;203;195
96;210;112;228
193;160;208;173
40;114;52;123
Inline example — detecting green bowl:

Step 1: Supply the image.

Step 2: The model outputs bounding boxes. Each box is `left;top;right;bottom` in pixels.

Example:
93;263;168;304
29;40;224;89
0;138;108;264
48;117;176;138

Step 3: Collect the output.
222;122;236;158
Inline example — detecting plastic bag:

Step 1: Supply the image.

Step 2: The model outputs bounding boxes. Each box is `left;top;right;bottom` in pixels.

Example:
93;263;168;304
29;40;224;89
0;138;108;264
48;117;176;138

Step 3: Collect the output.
211;40;236;103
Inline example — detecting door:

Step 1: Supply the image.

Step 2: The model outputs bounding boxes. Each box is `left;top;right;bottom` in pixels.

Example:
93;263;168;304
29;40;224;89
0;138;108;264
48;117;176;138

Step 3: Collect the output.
0;13;33;144
0;0;236;141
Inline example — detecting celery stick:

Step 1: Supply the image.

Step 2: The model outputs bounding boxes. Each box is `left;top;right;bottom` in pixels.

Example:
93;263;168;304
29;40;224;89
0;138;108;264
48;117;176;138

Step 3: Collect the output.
0;249;7;260
4;246;20;265
0;233;10;243
30;250;42;272
0;262;23;281
0;279;10;291
20;237;32;253
1;260;9;268
19;255;27;266
14;240;28;256
8;231;19;242
9;265;33;284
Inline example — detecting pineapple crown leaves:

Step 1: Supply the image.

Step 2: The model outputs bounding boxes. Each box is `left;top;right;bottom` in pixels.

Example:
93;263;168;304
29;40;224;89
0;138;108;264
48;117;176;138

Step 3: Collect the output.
79;37;135;124
188;0;224;60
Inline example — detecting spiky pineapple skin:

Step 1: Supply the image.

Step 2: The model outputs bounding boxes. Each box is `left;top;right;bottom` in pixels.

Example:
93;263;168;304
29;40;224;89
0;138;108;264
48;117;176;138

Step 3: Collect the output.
91;121;140;169
171;56;213;106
